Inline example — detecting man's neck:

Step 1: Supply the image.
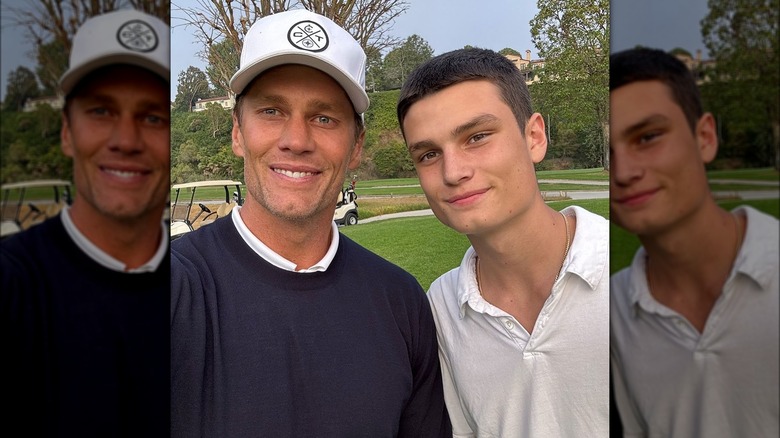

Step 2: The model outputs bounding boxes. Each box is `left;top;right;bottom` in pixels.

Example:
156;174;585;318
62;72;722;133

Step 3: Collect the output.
68;202;164;270
239;201;333;270
640;203;743;332
470;203;574;332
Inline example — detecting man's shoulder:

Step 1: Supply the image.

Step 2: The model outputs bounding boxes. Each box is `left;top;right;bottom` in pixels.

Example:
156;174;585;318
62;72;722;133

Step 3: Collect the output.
610;266;633;292
1;217;65;261
171;216;234;258
338;234;425;293
569;205;609;228
426;266;462;303
609;251;645;317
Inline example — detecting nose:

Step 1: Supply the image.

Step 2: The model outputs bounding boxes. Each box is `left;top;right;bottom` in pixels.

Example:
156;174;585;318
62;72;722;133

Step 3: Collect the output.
109;114;142;154
278;114;315;154
610;147;643;188
442;149;473;186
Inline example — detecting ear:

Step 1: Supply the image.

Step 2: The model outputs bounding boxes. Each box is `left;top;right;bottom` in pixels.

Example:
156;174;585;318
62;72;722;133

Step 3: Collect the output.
525;112;548;163
696;112;718;163
61;112;74;158
347;129;364;170
231;113;245;158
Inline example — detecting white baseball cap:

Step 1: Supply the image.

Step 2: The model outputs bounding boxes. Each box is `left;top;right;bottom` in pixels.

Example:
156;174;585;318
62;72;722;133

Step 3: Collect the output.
230;9;369;113
60;9;169;95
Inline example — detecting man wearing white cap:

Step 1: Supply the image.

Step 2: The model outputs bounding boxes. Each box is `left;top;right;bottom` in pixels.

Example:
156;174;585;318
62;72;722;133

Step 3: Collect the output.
1;9;170;436
171;9;451;437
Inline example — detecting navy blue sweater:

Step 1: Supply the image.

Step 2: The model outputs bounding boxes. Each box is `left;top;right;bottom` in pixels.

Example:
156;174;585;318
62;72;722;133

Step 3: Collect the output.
171;214;451;437
1;216;170;437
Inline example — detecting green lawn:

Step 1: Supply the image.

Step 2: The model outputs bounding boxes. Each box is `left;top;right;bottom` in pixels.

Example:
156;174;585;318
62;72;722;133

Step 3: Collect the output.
536;167;609;180
709;183;779;191
342;198;609;290
355;182;605;197
707;167;780;181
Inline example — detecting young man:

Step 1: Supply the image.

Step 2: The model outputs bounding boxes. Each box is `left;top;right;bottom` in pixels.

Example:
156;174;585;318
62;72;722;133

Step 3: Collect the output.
397;48;610;436
609;47;779;436
170;10;450;436
1;9;170;436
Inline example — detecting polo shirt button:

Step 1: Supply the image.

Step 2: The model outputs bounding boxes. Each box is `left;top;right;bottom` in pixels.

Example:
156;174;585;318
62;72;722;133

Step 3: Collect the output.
504;319;514;330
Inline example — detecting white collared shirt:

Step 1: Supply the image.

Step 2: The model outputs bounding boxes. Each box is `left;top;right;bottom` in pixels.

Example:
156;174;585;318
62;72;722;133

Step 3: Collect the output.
428;206;610;437
60;205;167;273
610;206;779;437
231;205;339;272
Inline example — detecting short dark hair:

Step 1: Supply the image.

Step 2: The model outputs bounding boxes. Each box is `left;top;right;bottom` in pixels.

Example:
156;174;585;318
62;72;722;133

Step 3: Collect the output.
610;47;703;133
397;48;533;137
232;73;365;141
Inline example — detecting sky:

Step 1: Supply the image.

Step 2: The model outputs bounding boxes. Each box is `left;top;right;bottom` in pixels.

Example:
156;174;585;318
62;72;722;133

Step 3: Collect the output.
169;0;540;101
1;0;712;102
611;0;711;56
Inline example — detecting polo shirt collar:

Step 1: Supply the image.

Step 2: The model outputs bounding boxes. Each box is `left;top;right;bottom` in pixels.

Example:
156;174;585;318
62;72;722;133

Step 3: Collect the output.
627;205;776;317
453;206;607;319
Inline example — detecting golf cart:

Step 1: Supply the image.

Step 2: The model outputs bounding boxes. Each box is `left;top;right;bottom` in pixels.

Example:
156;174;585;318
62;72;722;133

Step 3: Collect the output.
170;180;243;240
1;179;72;239
333;184;358;226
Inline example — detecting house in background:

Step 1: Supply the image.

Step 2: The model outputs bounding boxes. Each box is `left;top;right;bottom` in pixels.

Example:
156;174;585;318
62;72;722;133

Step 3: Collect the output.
193;95;234;112
504;50;545;84
22;95;64;112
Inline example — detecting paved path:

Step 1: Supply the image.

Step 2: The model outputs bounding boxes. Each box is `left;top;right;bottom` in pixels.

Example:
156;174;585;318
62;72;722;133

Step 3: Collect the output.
371;179;608;189
359;190;610;224
713;190;780;200
538;179;608;185
358;188;778;224
709;179;779;187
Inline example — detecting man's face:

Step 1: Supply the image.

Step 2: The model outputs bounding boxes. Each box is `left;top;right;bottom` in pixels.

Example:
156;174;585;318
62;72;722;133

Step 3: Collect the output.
232;65;363;225
402;79;546;235
610;80;717;236
61;65;170;224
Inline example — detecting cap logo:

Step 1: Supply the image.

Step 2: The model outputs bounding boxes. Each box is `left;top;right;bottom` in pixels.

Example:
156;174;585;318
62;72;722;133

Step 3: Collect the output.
116;19;158;52
287;20;329;52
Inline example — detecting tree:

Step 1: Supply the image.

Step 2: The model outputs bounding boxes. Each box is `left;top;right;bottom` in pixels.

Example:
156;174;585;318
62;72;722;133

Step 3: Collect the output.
499;47;522;57
669;47;693;58
203;103;231;138
35;39;68;95
701;0;779;170
380;34;433;90
174;66;210;112
173;0;409;94
365;47;383;92
530;0;609;170
206;38;240;97
5;0;170;59
3;66;40;112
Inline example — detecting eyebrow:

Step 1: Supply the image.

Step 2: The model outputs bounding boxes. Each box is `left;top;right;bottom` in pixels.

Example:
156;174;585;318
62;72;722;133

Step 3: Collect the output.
251;94;343;114
408;113;500;153
451;114;500;138
77;94;168;113
620;114;670;138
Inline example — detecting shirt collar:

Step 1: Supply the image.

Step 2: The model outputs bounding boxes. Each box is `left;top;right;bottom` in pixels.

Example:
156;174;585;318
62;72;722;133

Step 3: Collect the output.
61;205;168;273
453;206;608;319
559;205;609;290
231;205;339;273
731;205;778;290
626;205;778;316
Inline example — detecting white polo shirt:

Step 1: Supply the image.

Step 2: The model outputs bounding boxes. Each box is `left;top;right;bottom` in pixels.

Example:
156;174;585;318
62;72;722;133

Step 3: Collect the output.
610;206;779;437
428;206;610;437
